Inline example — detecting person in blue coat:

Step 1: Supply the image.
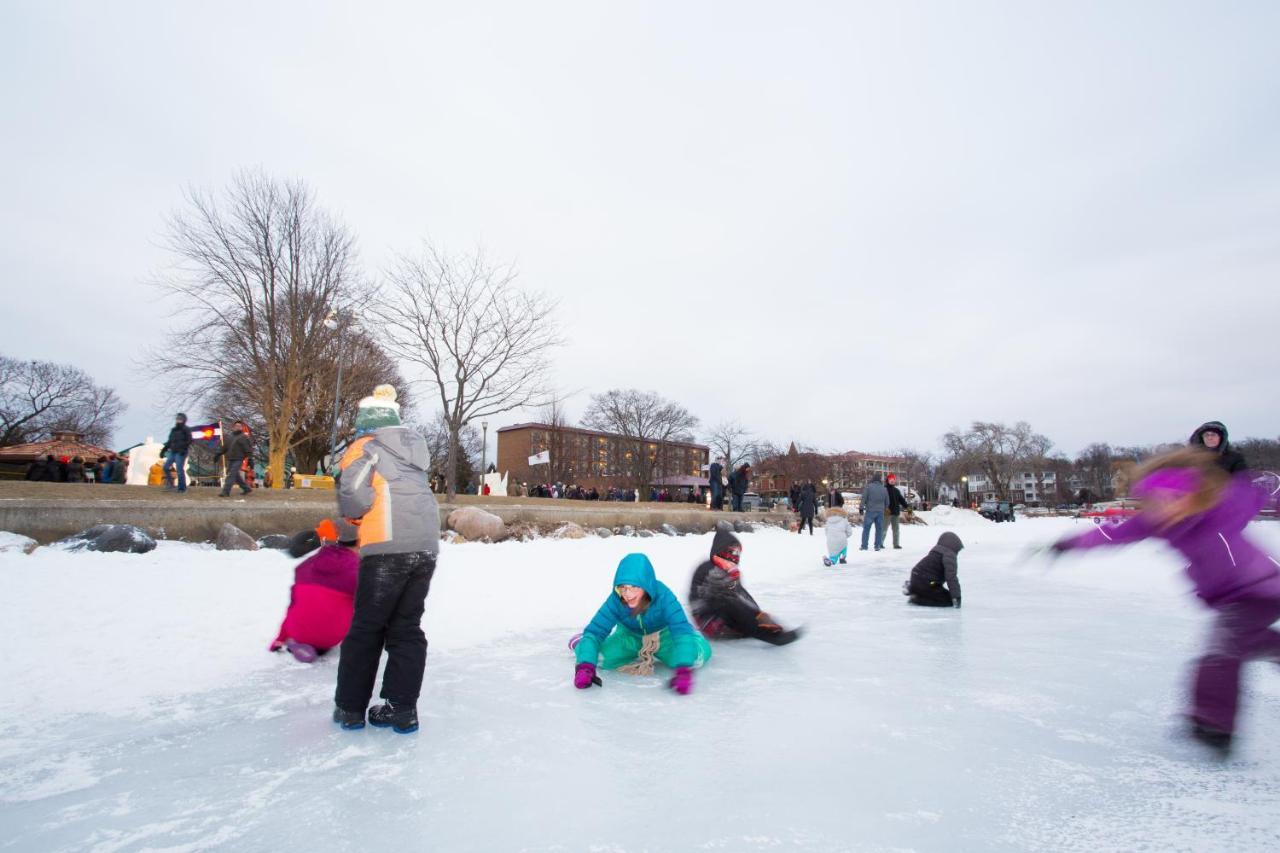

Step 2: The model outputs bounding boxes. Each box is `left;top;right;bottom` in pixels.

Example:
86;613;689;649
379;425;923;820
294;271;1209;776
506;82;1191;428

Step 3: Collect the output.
571;553;712;695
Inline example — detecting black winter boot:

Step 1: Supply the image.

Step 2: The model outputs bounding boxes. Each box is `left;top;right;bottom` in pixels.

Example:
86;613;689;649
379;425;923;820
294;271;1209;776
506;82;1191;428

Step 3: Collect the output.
369;701;419;734
332;705;366;730
1189;722;1232;758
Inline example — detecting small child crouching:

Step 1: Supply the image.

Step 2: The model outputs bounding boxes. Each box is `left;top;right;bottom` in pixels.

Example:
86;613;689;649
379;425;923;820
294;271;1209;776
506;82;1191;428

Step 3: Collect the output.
270;518;360;662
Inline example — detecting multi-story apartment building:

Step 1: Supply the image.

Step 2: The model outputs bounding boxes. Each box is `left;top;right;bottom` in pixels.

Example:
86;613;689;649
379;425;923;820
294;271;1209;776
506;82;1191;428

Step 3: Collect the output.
495;423;708;492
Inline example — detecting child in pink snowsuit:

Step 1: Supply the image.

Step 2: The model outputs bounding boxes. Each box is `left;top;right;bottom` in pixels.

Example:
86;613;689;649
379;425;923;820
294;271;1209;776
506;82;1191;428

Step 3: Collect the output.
270;519;360;663
1052;448;1280;755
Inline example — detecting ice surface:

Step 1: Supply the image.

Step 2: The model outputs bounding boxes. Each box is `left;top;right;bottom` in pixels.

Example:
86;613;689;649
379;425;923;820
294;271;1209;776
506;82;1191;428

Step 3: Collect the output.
3;518;1280;851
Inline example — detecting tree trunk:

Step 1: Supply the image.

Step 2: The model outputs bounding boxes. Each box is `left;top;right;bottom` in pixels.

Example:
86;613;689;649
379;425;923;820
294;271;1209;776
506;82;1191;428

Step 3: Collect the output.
268;443;287;489
446;420;460;500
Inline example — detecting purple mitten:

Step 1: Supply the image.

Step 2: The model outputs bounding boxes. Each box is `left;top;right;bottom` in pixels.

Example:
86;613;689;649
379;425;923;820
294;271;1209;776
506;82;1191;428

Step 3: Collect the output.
574;662;597;689
669;666;694;695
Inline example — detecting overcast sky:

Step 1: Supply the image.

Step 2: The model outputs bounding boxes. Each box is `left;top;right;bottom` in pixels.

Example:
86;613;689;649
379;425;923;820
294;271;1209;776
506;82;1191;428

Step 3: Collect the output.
3;1;1278;460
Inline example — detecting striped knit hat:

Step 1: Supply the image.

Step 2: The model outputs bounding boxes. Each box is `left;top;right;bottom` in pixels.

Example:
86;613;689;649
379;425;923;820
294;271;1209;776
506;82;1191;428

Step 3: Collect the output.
355;384;401;434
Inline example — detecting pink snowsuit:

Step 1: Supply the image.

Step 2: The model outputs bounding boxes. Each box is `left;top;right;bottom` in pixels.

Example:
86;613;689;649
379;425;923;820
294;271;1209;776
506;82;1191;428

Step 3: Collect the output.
270;544;360;653
1059;471;1280;733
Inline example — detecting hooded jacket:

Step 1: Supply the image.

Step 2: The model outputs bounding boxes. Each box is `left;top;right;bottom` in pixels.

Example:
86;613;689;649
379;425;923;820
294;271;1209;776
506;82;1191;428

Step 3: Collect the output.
1058;471;1279;606
886;482;909;515
270;544;359;651
576;553;700;667
825;511;852;554
862;479;889;515
909;532;964;602
1190;421;1248;474
729;465;751;496
689;530;760;625
338;426;440;557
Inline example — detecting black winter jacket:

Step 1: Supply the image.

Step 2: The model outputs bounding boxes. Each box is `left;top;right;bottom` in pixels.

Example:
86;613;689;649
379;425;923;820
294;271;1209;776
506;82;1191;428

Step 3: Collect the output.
886;484;909;516
709;461;723;488
1190;421;1248;474
799;486;817;517
729;466;750;496
217;430;253;464
688;530;798;645
162;423;194;456
908;532;964;603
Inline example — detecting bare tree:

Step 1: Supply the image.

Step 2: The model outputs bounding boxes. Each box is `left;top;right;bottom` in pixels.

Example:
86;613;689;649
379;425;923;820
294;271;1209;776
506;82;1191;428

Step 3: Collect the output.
0;355;124;447
942;421;1053;501
581;389;698;498
536;397;577;486
374;244;561;499
705;420;756;472
150;170;363;487
410;412;483;492
896;448;940;502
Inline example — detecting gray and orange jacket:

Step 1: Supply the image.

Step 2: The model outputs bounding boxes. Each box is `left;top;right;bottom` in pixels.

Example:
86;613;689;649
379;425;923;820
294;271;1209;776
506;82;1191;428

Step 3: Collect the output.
337;427;440;557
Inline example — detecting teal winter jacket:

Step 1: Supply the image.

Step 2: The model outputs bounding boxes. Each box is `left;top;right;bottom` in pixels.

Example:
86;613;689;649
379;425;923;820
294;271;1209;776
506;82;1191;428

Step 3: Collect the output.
575;554;700;667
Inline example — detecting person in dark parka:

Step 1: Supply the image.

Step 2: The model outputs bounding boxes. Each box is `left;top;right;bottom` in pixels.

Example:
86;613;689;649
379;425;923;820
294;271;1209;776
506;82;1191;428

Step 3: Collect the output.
1190;421;1248;475
708;457;725;510
689;529;801;645
729;463;751;512
903;532;964;608
885;474;909;550
215;421;254;497
797;483;817;535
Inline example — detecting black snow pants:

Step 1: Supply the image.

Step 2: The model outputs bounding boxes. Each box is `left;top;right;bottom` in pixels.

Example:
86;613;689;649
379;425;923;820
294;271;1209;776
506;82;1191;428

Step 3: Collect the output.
709;595;801;646
798;513;814;535
335;551;437;711
908;581;953;607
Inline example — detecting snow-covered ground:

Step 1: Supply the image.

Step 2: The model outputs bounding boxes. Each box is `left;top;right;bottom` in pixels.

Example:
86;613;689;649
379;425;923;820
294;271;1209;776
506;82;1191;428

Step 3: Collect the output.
3;513;1280;851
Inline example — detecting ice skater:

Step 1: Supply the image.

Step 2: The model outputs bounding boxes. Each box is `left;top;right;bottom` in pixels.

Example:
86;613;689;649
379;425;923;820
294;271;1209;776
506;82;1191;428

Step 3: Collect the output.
571;553;711;694
332;385;439;734
1049;447;1280;756
270;518;359;663
689;529;801;645
823;505;852;566
902;532;963;607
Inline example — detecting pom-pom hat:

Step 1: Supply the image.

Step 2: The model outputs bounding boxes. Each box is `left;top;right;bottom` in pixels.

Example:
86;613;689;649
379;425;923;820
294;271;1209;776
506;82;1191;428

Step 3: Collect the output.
355;385;401;434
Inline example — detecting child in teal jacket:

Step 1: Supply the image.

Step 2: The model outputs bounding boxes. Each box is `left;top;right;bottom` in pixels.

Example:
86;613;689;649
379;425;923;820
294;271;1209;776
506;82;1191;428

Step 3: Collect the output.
572;553;711;694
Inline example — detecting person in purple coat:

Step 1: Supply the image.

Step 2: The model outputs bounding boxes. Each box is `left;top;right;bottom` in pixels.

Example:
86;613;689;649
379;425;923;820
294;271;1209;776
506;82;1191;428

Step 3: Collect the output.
1050;447;1280;756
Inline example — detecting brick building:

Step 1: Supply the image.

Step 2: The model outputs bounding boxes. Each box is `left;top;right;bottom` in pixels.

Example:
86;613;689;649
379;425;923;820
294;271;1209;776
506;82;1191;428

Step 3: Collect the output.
753;443;907;495
495;423;709;492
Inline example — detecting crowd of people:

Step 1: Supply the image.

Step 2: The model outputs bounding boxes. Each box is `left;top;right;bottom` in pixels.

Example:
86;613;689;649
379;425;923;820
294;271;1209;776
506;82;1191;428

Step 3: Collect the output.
24;452;128;483
257;402;1275;759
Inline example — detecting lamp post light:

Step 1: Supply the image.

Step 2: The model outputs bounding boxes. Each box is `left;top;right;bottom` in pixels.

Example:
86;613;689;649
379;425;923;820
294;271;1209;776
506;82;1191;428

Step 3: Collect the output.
481;421;489;482
324;310;346;475
960;475;969;507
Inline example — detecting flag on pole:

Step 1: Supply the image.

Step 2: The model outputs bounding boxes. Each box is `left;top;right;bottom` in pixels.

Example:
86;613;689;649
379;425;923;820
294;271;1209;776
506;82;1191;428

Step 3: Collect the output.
189;422;223;443
528;450;550;466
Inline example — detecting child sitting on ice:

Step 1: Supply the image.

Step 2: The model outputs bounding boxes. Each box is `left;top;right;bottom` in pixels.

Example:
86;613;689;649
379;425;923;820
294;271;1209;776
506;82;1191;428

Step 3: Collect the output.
1049;447;1280;756
689;529;802;646
902;532;964;608
824;506;852;566
570;553;711;694
270;518;360;663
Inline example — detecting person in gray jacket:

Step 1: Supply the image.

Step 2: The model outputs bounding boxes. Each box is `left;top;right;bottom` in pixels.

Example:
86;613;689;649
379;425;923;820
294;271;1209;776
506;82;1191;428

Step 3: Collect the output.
902;532;963;607
332;385;440;735
860;473;889;551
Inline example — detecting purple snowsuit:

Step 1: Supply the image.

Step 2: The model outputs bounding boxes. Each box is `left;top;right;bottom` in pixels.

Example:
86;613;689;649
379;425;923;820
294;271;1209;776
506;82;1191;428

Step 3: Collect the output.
1059;471;1280;734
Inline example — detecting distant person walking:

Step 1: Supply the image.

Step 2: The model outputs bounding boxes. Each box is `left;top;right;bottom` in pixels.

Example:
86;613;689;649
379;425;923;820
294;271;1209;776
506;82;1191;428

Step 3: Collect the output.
729;463;752;512
161;413;194;493
885;474;909;550
860;473;889;551
216;421;253;497
797;482;817;535
1190;420;1248;474
709;456;726;510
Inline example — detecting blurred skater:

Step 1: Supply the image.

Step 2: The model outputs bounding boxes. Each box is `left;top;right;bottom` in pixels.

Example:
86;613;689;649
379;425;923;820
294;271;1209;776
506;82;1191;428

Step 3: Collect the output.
270;518;359;662
1050;447;1279;756
689;530;801;646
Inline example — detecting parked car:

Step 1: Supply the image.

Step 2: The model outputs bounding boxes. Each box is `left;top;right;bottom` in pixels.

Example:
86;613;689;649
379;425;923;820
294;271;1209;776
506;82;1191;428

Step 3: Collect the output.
741;492;765;511
979;500;1016;522
1077;501;1140;524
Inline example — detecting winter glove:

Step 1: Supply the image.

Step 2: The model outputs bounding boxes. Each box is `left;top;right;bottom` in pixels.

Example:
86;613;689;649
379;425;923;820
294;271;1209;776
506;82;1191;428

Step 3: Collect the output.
756;612;782;632
574;662;601;689
669;666;694;695
952;597;962;609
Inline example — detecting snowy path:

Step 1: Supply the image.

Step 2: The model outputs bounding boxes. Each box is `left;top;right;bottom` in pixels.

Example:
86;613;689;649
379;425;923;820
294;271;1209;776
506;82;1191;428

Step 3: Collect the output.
3;516;1280;851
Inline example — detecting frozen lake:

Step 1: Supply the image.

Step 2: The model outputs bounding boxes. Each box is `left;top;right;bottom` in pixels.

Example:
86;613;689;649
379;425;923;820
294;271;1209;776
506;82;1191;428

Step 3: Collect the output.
3;511;1280;851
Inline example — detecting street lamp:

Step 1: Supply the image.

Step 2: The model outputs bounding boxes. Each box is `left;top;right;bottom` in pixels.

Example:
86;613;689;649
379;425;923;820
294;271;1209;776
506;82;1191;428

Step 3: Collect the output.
324;310;347;475
960;475;969;507
481;421;489;482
